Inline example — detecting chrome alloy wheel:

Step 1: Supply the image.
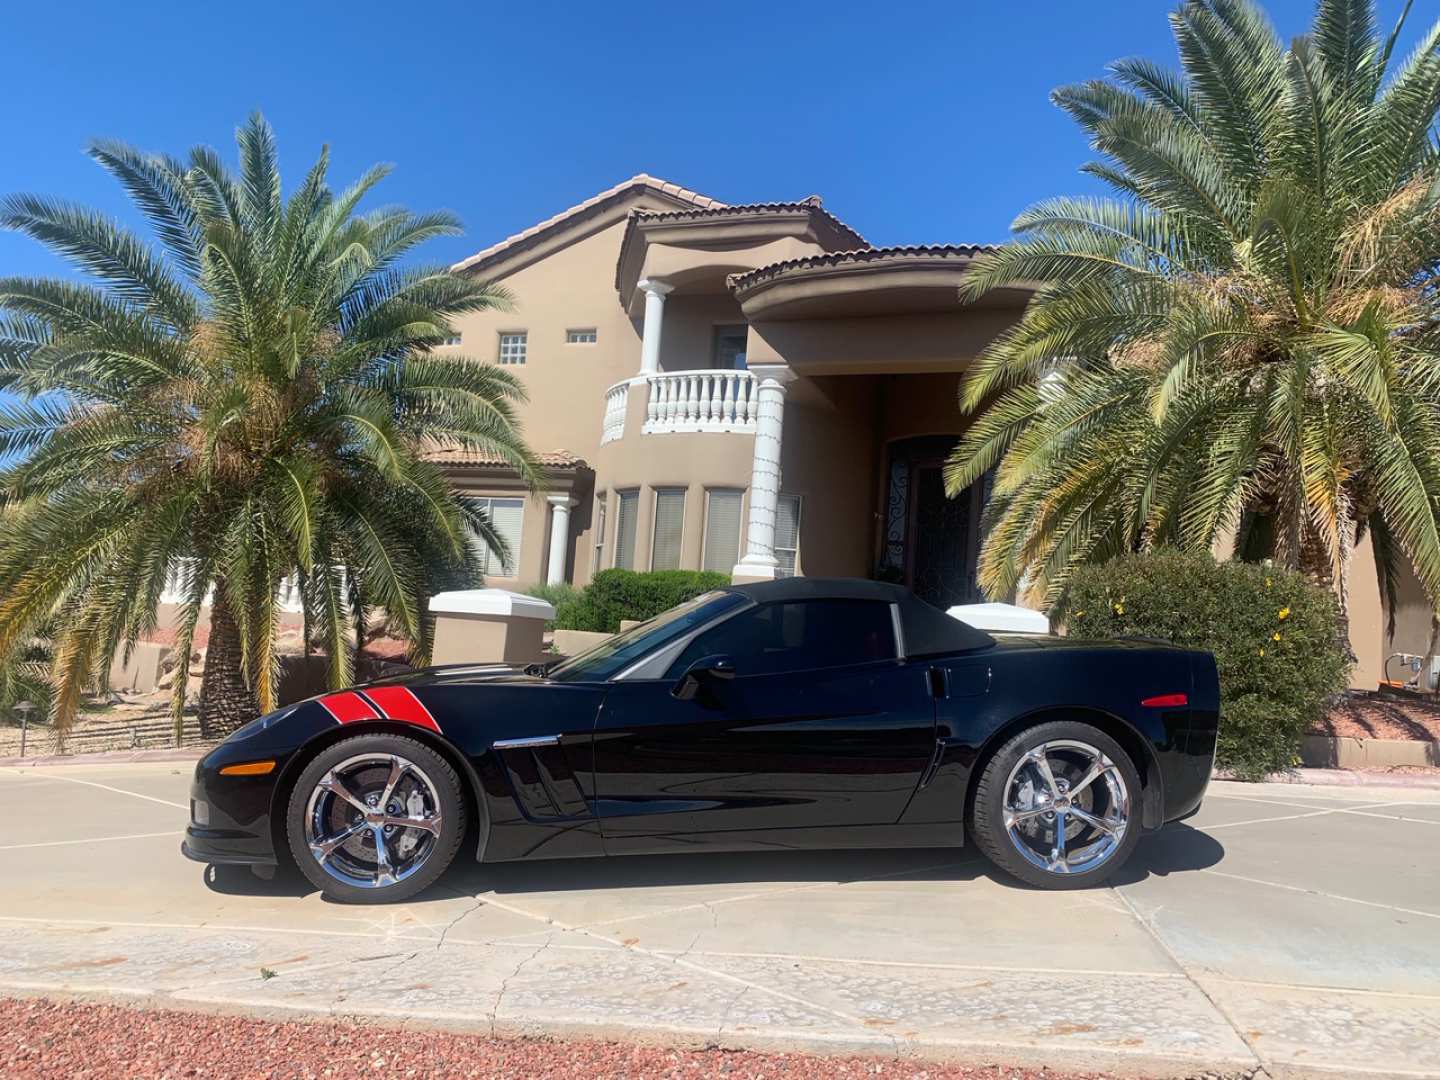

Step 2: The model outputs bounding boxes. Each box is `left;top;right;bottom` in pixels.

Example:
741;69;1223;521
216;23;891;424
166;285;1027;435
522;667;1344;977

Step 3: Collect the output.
302;752;443;890
1002;739;1130;876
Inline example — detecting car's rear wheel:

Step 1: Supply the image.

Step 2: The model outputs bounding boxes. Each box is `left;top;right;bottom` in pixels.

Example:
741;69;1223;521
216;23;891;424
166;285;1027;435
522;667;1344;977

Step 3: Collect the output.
286;734;465;903
971;720;1141;890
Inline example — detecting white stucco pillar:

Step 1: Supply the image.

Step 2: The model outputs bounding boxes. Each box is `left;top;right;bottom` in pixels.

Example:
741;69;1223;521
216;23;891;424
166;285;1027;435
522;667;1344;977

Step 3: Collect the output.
545;495;577;586
732;365;796;582
637;278;673;375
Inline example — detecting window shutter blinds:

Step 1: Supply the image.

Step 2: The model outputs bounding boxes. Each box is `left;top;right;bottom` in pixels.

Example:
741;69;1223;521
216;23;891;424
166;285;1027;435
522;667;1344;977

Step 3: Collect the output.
651;490;686;571
703;490;743;573
474;497;524;576
592;497;607;573
491;499;524;576
614;491;639;570
775;494;801;576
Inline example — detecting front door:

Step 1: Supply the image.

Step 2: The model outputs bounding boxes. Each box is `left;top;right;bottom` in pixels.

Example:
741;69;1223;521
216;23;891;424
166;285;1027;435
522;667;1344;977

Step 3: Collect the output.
881;436;987;609
591;597;938;855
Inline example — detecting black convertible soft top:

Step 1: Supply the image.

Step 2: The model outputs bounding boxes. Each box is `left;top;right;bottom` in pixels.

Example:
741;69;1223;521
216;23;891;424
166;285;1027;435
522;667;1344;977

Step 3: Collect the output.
726;577;995;658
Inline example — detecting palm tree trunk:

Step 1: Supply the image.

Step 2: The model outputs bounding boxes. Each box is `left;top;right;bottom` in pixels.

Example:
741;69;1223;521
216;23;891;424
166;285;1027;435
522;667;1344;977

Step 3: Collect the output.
1298;525;1357;667
198;590;257;738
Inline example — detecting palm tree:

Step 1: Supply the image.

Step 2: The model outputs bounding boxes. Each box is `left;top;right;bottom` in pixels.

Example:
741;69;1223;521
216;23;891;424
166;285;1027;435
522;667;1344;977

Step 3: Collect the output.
0;114;537;736
947;0;1440;642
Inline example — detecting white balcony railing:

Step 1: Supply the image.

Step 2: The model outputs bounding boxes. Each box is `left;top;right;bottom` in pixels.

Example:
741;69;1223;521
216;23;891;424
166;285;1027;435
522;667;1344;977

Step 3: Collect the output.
159;558;309;615
643;370;757;435
600;380;629;445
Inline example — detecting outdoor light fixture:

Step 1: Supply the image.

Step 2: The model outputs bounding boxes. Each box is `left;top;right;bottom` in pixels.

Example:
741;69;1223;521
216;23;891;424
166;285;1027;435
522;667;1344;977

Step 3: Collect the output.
13;700;35;759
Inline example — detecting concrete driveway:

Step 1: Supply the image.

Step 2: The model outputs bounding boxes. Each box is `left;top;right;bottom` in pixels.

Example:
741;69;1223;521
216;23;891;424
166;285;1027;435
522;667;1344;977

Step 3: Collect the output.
0;760;1437;1079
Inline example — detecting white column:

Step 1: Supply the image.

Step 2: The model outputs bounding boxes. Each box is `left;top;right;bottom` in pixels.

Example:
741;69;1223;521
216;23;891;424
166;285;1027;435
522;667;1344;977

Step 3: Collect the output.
637;278;673;375
545;495;577;586
732;365;796;582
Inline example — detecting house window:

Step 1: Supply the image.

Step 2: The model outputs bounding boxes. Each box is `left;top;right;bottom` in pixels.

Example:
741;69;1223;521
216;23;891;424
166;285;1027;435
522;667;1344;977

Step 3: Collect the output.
613;490;639;570
650;488;686;571
712;325;748;370
441;334;462;346
473;496;524;577
498;332;527;365
565;328;597;344
775;494;801;577
702;489;744;574
592;494;607;575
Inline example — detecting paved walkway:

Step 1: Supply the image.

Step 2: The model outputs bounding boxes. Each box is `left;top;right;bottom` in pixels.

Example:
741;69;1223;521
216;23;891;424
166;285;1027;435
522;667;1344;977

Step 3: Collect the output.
1;762;1436;1079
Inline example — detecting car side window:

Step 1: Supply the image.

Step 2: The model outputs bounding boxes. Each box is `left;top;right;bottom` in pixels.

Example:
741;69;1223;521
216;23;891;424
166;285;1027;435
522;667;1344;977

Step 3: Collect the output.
665;599;897;679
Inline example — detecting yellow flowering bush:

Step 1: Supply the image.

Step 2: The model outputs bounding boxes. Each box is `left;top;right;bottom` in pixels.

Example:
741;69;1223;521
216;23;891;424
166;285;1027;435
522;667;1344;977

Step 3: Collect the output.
1057;550;1348;780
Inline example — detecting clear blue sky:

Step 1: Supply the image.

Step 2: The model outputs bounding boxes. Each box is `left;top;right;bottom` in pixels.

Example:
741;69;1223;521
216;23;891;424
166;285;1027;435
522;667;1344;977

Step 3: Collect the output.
0;0;1426;279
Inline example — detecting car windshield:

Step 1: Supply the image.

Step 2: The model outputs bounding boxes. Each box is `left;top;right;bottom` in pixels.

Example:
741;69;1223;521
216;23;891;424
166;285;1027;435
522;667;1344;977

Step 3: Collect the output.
547;590;748;682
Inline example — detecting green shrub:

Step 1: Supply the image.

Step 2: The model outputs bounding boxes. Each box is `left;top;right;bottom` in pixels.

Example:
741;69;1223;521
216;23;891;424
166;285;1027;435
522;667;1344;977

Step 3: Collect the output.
523;582;584;629
1057;550;1348;781
555;569;731;633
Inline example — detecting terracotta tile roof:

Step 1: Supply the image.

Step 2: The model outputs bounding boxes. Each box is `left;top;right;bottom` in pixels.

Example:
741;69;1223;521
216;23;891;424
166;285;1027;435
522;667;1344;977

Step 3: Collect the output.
727;243;996;293
452;175;725;276
631;196;868;250
423;447;585;470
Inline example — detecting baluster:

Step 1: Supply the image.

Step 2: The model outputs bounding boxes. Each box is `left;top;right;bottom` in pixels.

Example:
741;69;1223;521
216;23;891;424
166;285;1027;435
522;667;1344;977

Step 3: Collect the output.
665;377;679;426
681;375;693;426
744;375;758;424
719;373;733;426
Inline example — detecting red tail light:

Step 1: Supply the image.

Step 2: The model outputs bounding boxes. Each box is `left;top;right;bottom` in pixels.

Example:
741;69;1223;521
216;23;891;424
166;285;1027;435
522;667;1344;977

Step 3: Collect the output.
1141;693;1188;708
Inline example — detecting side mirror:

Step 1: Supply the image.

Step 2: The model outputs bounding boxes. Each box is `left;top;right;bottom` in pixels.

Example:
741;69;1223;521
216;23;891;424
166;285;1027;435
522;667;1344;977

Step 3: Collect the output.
671;654;737;701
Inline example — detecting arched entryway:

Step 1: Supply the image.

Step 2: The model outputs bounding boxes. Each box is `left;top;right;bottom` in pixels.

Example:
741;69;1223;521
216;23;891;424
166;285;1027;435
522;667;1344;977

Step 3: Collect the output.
878;435;989;609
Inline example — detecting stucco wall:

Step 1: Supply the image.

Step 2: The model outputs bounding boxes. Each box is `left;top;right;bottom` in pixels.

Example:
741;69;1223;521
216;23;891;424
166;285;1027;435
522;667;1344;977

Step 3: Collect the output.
656;292;748;372
589;381;756;578
778;375;883;578
448;218;642;457
748;309;1019;375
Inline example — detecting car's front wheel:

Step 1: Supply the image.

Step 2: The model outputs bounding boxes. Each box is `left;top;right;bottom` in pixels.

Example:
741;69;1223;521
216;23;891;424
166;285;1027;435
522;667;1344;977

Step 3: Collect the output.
970;720;1141;890
286;734;465;903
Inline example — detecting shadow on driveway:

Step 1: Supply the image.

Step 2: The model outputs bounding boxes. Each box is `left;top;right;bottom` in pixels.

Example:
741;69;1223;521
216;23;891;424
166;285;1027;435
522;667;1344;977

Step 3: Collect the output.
201;823;1224;903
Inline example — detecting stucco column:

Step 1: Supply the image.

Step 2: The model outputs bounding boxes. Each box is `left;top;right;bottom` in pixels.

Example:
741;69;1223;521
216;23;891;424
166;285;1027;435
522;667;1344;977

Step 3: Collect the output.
637;278;673;375
545;495;577;587
732;365;796;582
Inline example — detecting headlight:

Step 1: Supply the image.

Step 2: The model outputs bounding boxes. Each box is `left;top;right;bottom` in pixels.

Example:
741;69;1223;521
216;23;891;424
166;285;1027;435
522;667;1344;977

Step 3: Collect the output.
228;704;299;741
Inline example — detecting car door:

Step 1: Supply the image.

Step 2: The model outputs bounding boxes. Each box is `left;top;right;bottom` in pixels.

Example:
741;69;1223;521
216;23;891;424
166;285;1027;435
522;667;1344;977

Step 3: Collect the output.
592;597;939;855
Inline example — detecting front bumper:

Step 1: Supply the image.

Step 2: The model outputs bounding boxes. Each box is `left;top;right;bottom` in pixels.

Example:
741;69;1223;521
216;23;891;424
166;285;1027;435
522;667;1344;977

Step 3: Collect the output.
181;831;274;866
182;741;297;868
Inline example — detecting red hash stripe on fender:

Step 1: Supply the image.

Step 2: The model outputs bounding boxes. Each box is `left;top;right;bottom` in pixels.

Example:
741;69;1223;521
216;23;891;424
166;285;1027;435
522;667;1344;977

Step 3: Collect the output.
363;685;442;733
317;692;381;724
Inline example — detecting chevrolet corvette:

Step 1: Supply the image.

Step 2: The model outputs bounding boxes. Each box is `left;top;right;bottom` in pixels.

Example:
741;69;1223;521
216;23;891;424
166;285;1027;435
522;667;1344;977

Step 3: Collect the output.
182;578;1219;901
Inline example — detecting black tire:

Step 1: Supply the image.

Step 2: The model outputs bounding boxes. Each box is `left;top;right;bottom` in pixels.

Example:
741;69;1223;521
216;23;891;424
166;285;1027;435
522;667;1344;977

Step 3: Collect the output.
286;733;465;903
970;720;1142;890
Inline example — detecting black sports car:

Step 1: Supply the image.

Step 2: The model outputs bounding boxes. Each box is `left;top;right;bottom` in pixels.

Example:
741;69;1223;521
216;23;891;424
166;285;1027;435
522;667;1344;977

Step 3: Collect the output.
183;578;1219;901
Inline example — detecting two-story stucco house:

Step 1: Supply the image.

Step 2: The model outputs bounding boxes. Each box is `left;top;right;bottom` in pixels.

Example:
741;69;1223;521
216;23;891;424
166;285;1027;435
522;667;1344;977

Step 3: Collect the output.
432;175;1026;610
431;174;1425;689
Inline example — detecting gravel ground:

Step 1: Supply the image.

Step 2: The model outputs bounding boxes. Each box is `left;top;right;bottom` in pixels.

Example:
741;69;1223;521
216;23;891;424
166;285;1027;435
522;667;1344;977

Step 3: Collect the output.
0;997;1134;1080
1316;691;1440;741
